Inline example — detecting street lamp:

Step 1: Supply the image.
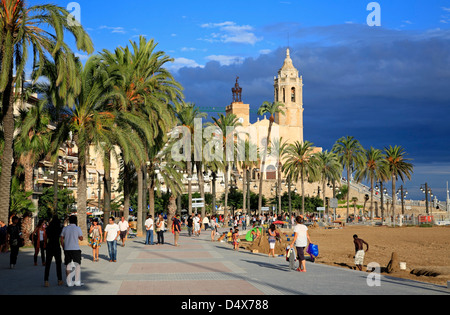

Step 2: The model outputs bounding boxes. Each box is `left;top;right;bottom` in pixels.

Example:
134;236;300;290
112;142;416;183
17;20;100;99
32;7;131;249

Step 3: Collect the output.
396;185;408;215
420;183;432;215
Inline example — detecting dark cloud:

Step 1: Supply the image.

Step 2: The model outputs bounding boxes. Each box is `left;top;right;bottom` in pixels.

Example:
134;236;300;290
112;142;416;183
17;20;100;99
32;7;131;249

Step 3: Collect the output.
174;24;450;199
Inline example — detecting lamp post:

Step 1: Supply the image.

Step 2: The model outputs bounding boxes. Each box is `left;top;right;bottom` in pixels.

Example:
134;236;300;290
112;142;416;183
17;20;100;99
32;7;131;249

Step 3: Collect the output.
396;185;408;215
420;183;433;215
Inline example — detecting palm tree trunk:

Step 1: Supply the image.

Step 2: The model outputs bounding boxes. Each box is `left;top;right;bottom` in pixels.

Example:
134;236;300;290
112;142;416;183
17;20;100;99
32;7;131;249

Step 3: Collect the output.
77;145;88;244
322;180;326;217
224;163;229;221
196;162;206;217
212;171;217;215
137;165;143;236
103;149;112;220
301;170;305;215
149;182;155;219
188;161;192;215
370;177;374;220
53;159;59;213
0;70;15;224
258;123;273;214
242;166;247;215
123;162;130;220
288;178;292;219
392;175;396;226
346;167;350;221
278;162;282;216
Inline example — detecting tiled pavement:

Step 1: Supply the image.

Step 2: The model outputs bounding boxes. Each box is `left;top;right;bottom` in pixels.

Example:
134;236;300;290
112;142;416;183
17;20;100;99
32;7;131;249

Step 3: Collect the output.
0;226;448;296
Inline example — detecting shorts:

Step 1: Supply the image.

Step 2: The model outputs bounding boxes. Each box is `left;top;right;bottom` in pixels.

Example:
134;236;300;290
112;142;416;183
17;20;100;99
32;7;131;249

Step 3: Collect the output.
355;250;365;265
296;247;305;262
64;250;82;265
120;230;127;239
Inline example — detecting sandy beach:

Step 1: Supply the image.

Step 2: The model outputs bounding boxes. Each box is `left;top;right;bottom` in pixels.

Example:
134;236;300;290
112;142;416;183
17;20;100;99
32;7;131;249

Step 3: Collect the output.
241;224;450;286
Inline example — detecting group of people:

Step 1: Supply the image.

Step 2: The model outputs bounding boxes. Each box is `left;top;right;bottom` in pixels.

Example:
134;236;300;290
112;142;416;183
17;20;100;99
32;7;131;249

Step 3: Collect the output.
144;214;167;246
87;216;130;263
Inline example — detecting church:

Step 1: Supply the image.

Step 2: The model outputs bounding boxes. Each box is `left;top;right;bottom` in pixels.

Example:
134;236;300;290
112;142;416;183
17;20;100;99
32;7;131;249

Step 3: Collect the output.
225;48;321;180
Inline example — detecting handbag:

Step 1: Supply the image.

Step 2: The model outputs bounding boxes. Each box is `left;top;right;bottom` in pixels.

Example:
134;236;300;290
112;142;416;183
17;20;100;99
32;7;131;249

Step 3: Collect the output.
307;243;319;257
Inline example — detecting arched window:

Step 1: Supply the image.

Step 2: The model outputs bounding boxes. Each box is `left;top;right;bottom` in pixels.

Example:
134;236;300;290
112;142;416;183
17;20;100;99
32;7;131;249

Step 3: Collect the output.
291;87;296;102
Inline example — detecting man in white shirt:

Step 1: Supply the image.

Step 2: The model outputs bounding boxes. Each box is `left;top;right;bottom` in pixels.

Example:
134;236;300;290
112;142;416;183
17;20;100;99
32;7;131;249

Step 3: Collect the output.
60;215;83;286
118;217;129;247
193;214;201;236
290;215;311;273
144;215;154;245
104;217;120;262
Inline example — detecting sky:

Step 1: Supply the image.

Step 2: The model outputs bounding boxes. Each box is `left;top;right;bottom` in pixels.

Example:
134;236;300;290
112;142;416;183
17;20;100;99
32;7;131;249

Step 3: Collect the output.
30;0;450;202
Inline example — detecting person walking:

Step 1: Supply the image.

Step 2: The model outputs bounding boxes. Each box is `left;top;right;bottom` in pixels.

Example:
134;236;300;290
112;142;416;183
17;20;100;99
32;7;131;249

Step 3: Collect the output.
104;217;120;262
268;223;277;258
118;216;129;247
32;219;47;266
193;214;201;236
290;216;311;273
0;220;7;253
44;216;63;287
172;214;181;246
186;214;193;237
210;215;218;241
156;214;165;245
202;215;209;231
144;214;154;245
88;218;102;262
353;234;369;271
6;216;23;269
60;215;83;287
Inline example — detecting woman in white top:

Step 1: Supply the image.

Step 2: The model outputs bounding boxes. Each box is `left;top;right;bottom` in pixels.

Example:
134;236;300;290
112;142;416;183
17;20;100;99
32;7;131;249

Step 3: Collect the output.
290;216;311;272
156;214;165;245
32;219;47;266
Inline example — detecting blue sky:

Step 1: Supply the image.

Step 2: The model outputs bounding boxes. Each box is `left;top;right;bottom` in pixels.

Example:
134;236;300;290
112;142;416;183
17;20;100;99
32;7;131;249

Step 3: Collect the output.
31;1;450;202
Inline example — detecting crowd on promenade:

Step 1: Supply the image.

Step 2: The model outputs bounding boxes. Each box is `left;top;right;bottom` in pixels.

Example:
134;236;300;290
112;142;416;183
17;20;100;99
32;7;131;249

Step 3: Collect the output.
0;210;370;288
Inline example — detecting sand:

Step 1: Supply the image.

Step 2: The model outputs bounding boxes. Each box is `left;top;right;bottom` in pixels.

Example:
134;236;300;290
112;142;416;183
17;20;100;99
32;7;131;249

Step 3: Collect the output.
240;224;450;286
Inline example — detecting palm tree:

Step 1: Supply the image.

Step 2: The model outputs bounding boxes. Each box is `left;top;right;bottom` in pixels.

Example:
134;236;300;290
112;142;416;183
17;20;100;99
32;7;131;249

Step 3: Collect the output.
270;138;289;216
53;56;113;241
384;145;414;225
332;136;366;221
239;140;259;216
354;147;386;220
209;113;242;221
313;150;342;217
14;102;52;196
256;101;285;214
176;103;207;216
283;141;317;215
0;1;93;224
100;36;183;234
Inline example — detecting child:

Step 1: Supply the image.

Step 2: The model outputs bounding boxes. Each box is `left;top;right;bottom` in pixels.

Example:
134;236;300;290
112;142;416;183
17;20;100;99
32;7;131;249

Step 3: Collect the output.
227;228;233;243
233;228;240;251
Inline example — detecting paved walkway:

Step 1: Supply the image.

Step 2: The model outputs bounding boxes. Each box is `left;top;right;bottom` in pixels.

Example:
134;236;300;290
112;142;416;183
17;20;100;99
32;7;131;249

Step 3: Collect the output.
1;226;448;296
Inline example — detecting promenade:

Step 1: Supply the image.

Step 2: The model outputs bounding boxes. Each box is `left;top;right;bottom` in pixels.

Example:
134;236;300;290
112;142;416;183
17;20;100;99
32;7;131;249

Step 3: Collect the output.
1;226;448;298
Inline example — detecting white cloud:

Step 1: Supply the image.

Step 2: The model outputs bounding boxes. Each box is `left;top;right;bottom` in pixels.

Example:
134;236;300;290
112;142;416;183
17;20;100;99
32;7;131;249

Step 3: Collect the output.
205;55;244;66
200;21;262;45
99;25;126;34
75;53;89;61
259;49;272;55
167;57;204;72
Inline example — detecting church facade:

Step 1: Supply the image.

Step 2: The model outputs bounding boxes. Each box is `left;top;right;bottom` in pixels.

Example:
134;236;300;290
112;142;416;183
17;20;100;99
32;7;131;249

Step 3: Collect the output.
225;48;319;180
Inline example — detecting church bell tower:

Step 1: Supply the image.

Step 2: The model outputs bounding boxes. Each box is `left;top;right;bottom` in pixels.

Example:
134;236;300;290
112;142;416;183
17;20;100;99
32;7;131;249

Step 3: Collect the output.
274;48;304;143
